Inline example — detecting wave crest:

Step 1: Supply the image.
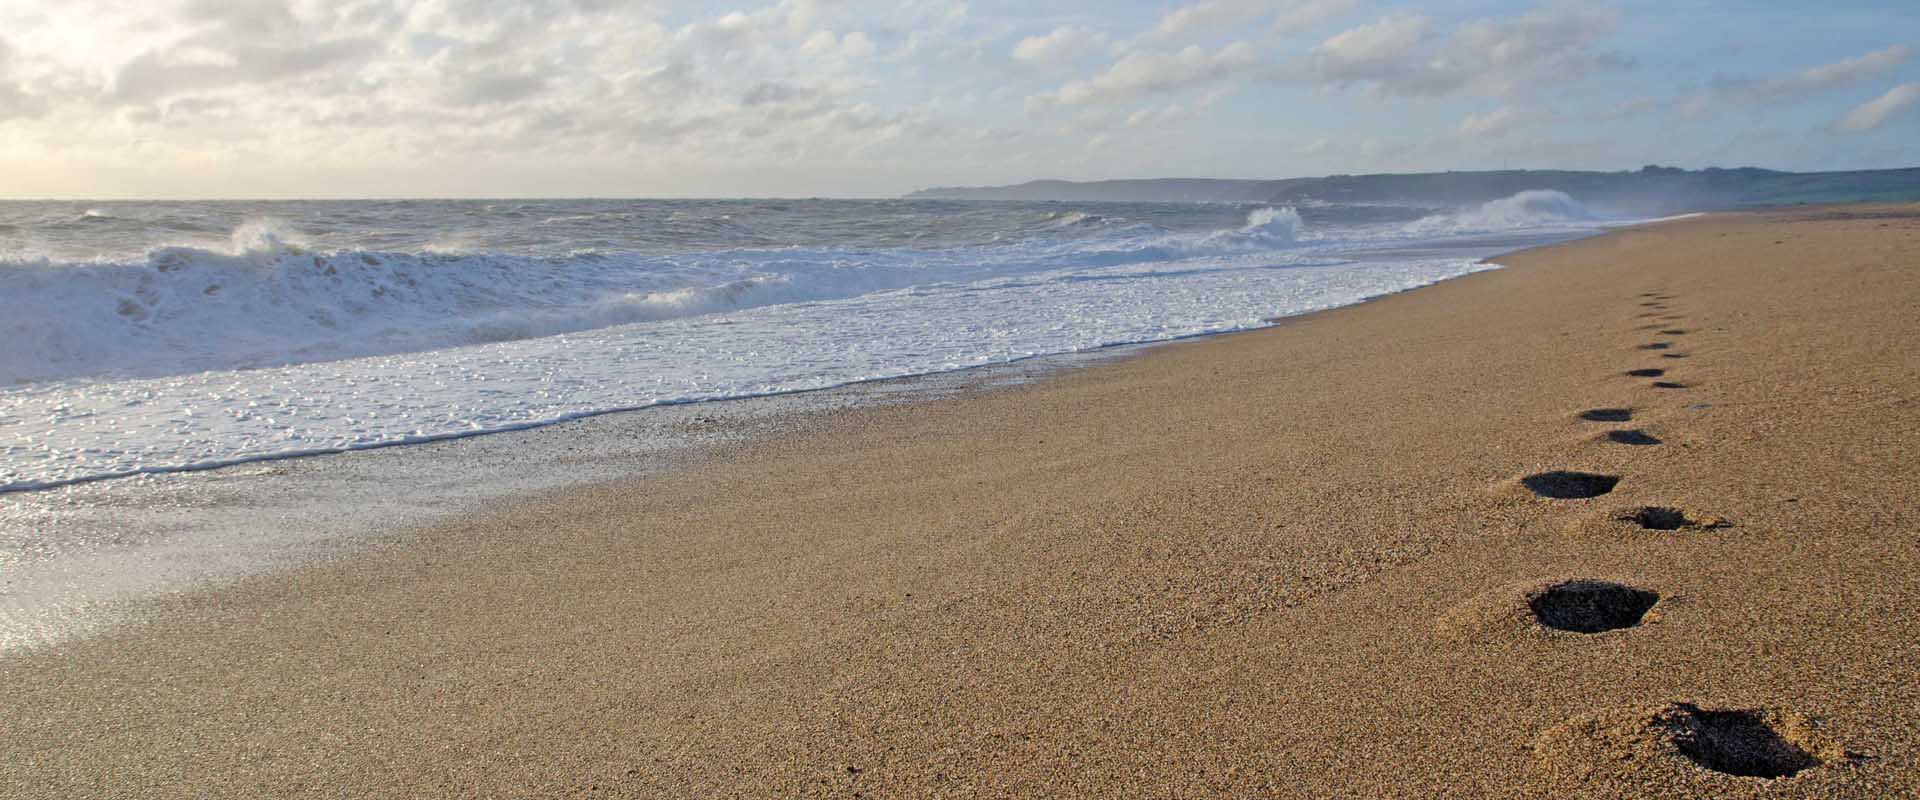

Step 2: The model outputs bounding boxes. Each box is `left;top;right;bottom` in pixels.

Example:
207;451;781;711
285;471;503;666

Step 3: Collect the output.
1241;206;1301;243
1404;190;1591;234
0;212;1317;385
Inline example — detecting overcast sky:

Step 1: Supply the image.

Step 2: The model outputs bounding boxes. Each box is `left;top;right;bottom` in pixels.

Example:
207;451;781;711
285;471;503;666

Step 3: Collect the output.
0;0;1915;198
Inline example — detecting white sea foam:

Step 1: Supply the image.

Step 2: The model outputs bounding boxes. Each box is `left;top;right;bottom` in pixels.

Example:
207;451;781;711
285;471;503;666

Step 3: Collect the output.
0;198;1608;492
0;207;1316;386
1403;190;1592;234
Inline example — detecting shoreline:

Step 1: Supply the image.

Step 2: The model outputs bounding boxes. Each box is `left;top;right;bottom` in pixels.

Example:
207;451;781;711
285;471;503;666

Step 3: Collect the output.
5;205;1917;797
0;222;1589;497
0;226;1590;652
0;338;1146;653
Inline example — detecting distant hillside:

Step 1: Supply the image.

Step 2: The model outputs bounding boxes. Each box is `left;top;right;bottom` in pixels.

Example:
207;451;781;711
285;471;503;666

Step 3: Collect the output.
906;167;1920;215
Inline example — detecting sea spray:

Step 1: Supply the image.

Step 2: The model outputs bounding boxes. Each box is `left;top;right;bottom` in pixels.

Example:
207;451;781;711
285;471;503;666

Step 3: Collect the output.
1403;190;1592;234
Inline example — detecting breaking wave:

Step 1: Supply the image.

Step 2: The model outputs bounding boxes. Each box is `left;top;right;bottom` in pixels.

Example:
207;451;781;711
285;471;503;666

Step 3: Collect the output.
0;210;1313;385
1403;190;1592;234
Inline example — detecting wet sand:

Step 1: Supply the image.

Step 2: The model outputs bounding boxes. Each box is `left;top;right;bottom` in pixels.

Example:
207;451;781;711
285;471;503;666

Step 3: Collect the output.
4;206;1918;798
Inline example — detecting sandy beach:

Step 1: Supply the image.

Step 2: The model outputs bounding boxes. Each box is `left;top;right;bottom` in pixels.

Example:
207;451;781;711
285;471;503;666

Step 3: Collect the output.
4;206;1917;798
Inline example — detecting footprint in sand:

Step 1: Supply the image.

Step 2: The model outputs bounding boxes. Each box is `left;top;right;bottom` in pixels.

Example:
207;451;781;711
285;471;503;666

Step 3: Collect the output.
1617;506;1729;531
1437;577;1664;644
1605;430;1661;446
1519;471;1620;499
1578;408;1632;422
1533;702;1865;789
1659;352;1689;359
1625;368;1665;378
1658;329;1687;335
1651;381;1689;389
1528;580;1660;633
1638;342;1673;350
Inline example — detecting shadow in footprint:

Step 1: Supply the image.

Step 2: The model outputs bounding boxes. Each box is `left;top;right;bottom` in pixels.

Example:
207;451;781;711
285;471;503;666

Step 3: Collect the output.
1521;471;1620;499
1529;580;1657;633
1622;506;1727;530
1659;329;1687;335
1652;381;1689;389
1660;353;1689;359
1625;368;1665;378
1578;408;1632;422
1638;342;1673;350
1606;430;1662;446
1658;704;1822;778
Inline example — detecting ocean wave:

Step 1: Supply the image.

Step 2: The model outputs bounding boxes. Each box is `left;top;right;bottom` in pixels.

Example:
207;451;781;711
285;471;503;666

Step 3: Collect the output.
0;211;1315;385
1237;206;1302;243
1402;190;1592;234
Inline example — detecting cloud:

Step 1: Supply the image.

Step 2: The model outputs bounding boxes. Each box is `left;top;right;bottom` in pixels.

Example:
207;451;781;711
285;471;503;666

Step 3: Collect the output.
1282;5;1626;97
1122;87;1230;128
1714;45;1915;104
802;30;878;60
1456;106;1520;137
1791;45;1914;92
110;35;381;104
0;38;46;121
0;0;1910;197
436;68;554;107
1833;83;1920;133
1010;26;1107;68
1146;0;1356;40
1032;42;1259;107
0;2;995;200
1287;12;1431;87
1590;96;1653;121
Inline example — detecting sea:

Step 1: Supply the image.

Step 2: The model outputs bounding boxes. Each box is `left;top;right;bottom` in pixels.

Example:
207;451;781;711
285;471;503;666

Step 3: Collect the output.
0;189;1643;649
0;190;1622;495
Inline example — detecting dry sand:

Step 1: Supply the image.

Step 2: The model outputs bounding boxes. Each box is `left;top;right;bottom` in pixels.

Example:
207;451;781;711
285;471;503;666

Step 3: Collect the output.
3;206;1918;798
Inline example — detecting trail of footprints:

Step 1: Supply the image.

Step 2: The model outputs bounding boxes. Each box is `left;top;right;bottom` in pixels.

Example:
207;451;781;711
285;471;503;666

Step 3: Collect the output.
1487;291;1866;784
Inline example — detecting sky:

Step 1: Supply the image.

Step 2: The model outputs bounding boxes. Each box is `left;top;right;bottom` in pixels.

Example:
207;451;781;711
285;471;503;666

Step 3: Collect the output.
0;0;1915;198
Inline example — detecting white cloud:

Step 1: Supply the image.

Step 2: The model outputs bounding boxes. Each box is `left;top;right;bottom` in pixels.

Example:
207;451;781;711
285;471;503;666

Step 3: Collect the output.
0;0;1909;197
1283;5;1626;97
1791;45;1914;92
0;0;940;176
1147;0;1356;40
1456;106;1520;137
1033;42;1259;107
1122;88;1230;128
1124;107;1168;128
1010;26;1107;67
1714;45;1915;104
802;30;878;60
1590;96;1653;121
1290;12;1431;85
1833;83;1920;133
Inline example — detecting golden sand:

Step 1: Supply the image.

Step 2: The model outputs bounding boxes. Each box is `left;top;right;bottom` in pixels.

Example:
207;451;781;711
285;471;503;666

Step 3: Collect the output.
3;206;1917;798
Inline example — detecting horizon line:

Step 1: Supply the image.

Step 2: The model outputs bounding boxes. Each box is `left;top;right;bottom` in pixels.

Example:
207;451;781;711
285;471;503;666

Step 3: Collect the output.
4;162;1917;203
